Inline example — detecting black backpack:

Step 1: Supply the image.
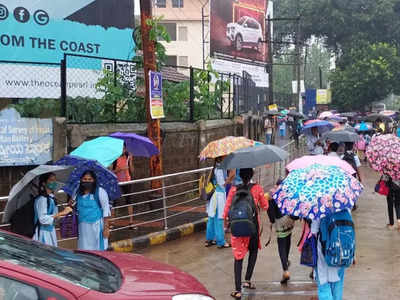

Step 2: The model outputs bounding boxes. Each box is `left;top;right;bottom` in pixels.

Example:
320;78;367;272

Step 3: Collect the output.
342;152;358;176
228;184;258;237
10;195;49;238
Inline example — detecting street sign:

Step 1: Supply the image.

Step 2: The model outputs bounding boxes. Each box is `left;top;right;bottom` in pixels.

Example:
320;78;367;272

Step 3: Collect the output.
149;71;165;119
292;80;305;94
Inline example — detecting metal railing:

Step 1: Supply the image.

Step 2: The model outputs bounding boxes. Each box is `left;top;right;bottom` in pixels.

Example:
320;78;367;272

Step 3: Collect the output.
0;138;306;244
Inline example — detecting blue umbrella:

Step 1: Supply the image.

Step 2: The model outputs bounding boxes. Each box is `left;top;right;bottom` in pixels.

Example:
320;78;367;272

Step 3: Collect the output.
70;137;124;168
110;132;159;157
273;164;363;220
54;155;121;201
302;120;334;135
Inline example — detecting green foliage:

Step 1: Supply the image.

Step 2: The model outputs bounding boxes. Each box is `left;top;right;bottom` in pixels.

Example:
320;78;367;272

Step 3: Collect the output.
163;80;190;121
13;98;61;118
304;42;331;89
330;43;400;110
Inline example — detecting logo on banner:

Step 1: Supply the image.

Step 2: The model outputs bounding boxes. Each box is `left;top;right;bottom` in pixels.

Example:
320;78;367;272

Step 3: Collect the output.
0;4;9;20
13;7;29;23
33;9;49;25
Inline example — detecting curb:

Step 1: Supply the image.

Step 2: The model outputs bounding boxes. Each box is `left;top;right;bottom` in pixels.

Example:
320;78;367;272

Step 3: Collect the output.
109;217;208;252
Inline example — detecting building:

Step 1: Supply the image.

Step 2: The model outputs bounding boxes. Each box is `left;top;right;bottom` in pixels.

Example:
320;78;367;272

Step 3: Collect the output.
153;0;208;70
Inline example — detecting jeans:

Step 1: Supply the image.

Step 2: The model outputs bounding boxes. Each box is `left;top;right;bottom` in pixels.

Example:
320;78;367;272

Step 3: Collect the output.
280;129;286;137
387;188;400;225
317;268;345;300
265;133;272;144
277;234;292;271
206;217;225;246
234;235;258;291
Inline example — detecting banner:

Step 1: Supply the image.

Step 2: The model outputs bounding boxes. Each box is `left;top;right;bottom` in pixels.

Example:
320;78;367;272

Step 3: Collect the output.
0;108;53;166
0;0;134;98
268;104;278;111
149;71;165;119
316;89;332;104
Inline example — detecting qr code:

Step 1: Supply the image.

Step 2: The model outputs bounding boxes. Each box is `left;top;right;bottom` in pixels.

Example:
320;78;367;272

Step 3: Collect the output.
101;61;137;90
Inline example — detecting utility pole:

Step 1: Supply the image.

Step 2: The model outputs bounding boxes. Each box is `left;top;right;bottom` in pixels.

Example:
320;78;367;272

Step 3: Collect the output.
296;0;302;114
140;0;163;189
267;15;274;105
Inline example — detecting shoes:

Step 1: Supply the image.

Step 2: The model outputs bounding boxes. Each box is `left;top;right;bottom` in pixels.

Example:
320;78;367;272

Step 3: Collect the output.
205;240;216;247
280;271;290;284
309;270;314;280
387;224;395;230
217;243;231;249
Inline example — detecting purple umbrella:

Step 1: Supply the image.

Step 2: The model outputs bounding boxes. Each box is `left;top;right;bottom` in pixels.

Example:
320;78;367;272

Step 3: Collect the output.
110;132;160;157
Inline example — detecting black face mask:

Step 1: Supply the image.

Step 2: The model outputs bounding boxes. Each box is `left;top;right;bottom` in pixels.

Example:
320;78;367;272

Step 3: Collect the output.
81;182;95;192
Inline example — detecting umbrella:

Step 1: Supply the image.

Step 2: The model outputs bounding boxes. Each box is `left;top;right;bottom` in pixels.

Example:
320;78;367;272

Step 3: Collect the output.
363;113;392;122
286;155;356;175
110;132;159;157
199;136;255;160
280;109;289;115
3;165;74;223
318;111;334;119
366;134;400;180
354;123;373;132
322;130;360;143
380;110;397;117
339;112;357;118
333;125;357;133
288;111;304;118
220;145;289;169
55;156;121;201
273;164;363;220
70;136;124;168
265;111;281;116
302;120;334;135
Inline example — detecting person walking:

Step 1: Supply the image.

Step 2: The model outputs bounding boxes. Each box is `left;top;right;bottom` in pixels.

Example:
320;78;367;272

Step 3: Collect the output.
279;120;287;137
386;177;400;231
264;116;274;144
327;142;340;158
223;168;269;299
33;173;72;246
341;142;362;183
205;156;230;248
306;127;324;155
74;170;111;251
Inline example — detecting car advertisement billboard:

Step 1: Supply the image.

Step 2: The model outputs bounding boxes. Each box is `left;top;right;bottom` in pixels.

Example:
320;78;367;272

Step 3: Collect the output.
0;0;134;98
210;0;268;65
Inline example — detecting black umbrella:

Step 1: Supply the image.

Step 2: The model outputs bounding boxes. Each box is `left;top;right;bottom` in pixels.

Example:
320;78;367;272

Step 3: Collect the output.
288;111;305;118
363;114;392;122
265;111;282;116
322;130;360;143
339;112;357;118
220;145;289;169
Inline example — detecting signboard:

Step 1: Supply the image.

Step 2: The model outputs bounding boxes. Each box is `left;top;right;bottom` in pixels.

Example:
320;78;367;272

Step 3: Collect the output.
316;89;332;104
0;0;134;98
292;80;305;94
0;108;53;166
149;71;164;119
268;104;278;111
212;58;268;87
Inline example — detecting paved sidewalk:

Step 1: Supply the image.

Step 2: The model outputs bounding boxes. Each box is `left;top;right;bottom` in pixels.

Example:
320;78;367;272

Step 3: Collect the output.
137;165;400;299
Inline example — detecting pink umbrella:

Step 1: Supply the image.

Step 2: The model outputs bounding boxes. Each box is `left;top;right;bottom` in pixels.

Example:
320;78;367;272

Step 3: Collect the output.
286;155;356;175
319;111;334;119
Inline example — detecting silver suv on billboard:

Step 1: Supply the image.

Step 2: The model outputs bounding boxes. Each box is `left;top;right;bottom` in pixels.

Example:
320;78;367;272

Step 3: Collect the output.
226;16;263;52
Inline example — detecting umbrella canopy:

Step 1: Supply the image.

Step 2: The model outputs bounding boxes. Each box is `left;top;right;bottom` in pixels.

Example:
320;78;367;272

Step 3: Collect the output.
322;130;360;143
286;155;356;175
354;123;373;132
318;111;334;119
366;134;400;180
220;145;289;169
363;113;392;122
302;120;334;135
110;132;159;157
70;137;124;168
339;112;357;118
265;111;281;116
55;156;121;201
288;111;304;118
333;125;357;133
273;164;363;220
199;136;255;160
380;110;397;117
3;165;74;223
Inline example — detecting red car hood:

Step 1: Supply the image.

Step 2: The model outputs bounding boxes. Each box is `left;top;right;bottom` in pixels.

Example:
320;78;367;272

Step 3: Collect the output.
91;251;210;297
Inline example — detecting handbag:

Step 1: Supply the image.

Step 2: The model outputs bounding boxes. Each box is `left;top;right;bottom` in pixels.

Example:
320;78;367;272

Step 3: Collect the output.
300;234;317;267
375;176;389;196
199;170;215;201
60;210;78;239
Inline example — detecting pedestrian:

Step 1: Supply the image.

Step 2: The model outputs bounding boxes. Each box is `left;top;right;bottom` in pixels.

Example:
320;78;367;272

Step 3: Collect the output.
267;179;297;284
341;142;362;183
33;173;72;246
386;176;400;231
205;156;231;248
74;170;111;251
327;142;340;157
223;168;269;299
306;127;324;155
355;134;366;162
264;116;273;144
279;120;286;137
112;144;134;223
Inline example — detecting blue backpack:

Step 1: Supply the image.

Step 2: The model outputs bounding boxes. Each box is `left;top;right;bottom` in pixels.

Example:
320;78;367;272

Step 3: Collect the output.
319;210;355;268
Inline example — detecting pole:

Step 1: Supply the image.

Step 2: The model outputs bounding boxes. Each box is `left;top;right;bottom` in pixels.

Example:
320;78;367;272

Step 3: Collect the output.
61;54;67;118
267;15;274;105
319;66;323;89
296;0;302;114
140;0;163;191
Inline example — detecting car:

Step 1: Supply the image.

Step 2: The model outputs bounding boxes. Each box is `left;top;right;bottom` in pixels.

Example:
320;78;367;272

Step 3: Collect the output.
0;230;214;300
226;16;263;52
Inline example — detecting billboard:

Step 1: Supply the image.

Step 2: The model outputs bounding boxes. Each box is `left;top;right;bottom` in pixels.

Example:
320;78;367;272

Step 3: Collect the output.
0;0;135;98
210;0;268;65
316;89;332;104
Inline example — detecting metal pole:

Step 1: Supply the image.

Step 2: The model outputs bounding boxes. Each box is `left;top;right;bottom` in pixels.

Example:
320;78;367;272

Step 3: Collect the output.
162;178;168;230
228;73;232;118
296;0;302;114
202;5;205;70
267;15;274;105
140;0;163;191
319;66;323;89
189;66;194;121
61;54;67;118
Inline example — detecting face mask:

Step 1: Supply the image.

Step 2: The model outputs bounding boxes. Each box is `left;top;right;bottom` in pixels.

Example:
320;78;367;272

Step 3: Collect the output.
46;181;59;191
81;182;95;191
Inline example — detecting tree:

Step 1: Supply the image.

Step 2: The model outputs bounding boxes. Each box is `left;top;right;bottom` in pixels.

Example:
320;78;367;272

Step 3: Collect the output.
330;43;400;110
304;41;331;89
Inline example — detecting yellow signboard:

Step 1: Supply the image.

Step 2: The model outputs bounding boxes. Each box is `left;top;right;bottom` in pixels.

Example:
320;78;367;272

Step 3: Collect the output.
316;89;332;104
268;104;278;111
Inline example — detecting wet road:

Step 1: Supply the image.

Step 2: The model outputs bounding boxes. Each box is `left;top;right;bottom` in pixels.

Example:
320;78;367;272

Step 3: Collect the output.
137;165;400;299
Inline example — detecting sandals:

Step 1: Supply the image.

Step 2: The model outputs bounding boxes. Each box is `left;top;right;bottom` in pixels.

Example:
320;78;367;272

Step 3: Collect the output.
243;281;256;289
217;243;231;249
205;240;216;247
280;271;291;285
230;291;241;299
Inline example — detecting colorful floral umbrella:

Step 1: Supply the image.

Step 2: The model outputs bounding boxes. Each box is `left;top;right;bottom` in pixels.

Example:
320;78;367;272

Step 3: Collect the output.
273;164;363;220
286;155;356;175
366;134;400;180
199;136;254;160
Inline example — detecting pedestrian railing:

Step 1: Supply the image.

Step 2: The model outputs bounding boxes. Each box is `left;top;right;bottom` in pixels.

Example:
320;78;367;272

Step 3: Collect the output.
0;137;306;245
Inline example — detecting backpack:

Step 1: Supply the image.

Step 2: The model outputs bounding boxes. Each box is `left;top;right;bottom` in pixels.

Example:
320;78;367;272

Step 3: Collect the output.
228;184;257;237
10;195;49;238
342;152;358;174
319;210;355;268
356;136;366;151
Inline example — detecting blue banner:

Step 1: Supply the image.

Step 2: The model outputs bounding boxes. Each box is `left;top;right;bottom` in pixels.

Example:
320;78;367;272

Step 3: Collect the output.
0;108;53;166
